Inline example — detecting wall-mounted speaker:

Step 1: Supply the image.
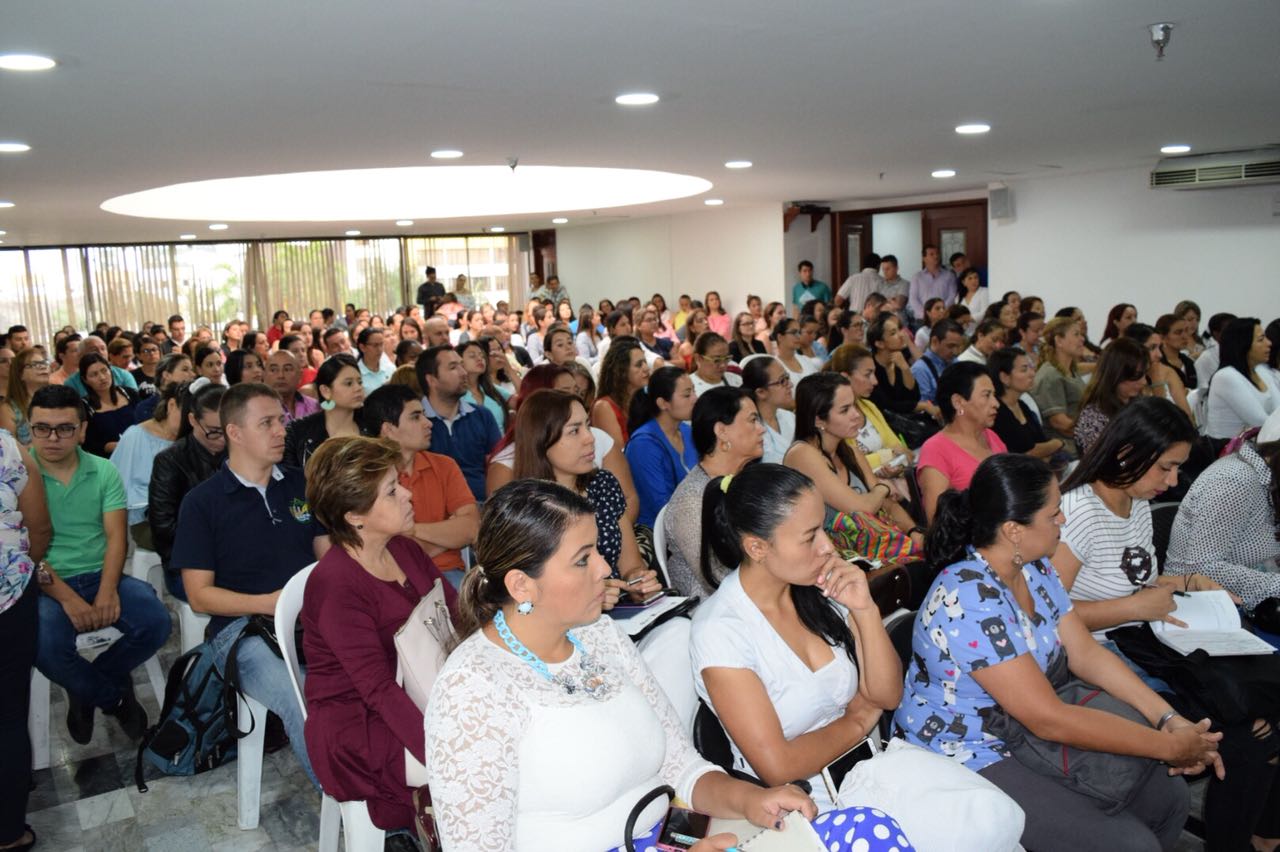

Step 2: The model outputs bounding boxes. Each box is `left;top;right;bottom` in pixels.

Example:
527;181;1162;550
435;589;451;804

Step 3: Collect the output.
990;187;1015;221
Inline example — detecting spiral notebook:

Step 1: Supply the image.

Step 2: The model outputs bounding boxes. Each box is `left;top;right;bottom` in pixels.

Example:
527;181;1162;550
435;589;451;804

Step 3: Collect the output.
707;811;827;851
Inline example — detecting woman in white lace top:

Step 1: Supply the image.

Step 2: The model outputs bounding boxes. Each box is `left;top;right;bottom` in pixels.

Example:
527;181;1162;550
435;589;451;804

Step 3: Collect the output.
425;479;815;852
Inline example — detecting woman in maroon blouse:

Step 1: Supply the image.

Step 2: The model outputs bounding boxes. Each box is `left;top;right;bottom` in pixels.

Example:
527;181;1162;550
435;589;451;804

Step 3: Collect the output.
301;436;458;831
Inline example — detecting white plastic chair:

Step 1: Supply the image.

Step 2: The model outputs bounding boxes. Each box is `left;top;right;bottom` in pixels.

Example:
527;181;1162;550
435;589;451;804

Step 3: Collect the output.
28;628;166;771
127;546;164;599
177;602;210;654
652;504;671;587
276;564;385;852
1186;387;1207;432
737;353;773;371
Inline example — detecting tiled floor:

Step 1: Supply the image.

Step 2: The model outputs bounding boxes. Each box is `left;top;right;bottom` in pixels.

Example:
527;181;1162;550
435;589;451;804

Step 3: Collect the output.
25;604;323;852
23;598;1210;852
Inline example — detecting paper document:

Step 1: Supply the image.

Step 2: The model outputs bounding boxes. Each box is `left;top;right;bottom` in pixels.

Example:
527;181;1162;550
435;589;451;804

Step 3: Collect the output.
709;810;827;852
1152;590;1277;656
607;595;689;637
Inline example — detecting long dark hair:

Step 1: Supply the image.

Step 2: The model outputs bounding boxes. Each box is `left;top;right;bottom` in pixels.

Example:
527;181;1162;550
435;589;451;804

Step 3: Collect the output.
1078;337;1148;418
628;366;687;434
177;381;226;440
1061;397;1197;492
1101;303;1135;344
927;454;1056;568
597;335;643;411
78;353;128;410
1215;317;1261;385
224;349;263;386
457;339;508;429
793;372;859;476
452;479;595;651
511;389;596;493
701;464;858;661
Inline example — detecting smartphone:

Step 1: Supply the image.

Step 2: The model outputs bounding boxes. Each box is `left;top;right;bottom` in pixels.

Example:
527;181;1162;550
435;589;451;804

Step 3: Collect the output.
656;806;711;852
821;737;876;802
889;453;909;468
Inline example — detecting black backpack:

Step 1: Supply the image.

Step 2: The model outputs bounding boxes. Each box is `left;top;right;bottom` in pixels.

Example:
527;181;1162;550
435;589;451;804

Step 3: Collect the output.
134;643;237;791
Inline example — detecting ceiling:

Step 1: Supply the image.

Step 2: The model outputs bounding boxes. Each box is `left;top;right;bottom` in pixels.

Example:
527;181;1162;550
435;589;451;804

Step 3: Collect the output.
1;0;1278;247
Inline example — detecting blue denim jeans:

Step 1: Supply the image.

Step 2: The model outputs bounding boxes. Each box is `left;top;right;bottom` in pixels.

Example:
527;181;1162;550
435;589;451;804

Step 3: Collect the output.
35;572;171;709
208;616;317;787
1098;638;1173;694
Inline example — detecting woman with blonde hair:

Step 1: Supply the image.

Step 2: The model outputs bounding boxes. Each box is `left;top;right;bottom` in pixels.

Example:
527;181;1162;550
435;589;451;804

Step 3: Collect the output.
728;312;765;363
302;436;457;832
1031;316;1087;456
0;348;51;445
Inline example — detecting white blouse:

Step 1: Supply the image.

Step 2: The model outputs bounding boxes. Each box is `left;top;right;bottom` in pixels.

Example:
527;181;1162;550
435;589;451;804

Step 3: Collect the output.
1205;365;1280;439
425;616;721;852
760;408;797;465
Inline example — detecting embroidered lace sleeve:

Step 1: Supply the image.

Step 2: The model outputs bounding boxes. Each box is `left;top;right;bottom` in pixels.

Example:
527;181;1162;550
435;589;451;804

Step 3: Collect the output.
425;638;529;852
592;618;723;805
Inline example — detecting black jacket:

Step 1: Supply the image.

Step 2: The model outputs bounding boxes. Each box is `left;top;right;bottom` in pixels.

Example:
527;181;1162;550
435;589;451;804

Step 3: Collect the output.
284;410;330;470
147;435;225;570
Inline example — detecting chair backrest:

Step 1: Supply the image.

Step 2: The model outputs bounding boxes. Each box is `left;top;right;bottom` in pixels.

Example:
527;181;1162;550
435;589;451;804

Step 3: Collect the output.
692;700;736;770
638;616;699;734
275;562;318;719
737;353;772;371
1149;502;1180;571
879;608;917;742
1186;387;1207;433
652;504;670;586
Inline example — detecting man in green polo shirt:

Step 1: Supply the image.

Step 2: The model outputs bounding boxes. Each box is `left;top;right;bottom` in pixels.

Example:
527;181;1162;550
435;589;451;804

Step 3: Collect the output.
29;385;170;743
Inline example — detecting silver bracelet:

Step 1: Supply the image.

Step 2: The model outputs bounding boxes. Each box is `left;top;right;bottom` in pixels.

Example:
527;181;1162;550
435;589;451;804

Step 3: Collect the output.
1155;710;1178;731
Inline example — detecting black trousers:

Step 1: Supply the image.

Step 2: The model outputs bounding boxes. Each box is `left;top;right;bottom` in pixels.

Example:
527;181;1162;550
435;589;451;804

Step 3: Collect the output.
0;580;37;845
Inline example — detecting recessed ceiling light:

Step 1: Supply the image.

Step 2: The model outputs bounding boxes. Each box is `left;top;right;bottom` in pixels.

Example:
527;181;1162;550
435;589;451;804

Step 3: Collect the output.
955;123;991;135
615;92;660;106
931;169;957;179
0;54;56;72
208;223;228;230
179;233;196;240
430;149;463;159
704;198;724;206
0;201;15;209
0;230;6;236
345;229;361;236
395;219;414;227
0;142;31;153
552;217;568;224
1160;144;1191;154
488;226;506;233
101;166;713;222
724;160;753;169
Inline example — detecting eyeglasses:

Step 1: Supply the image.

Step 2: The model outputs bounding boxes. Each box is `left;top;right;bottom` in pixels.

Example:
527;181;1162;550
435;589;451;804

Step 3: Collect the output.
140;347;160;355
700;355;731;365
783;329;802;337
197;421;226;440
766;375;792;388
31;422;78;439
24;360;50;370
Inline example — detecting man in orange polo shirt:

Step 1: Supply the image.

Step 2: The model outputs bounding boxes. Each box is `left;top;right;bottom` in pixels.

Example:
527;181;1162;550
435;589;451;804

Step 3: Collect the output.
360;384;479;585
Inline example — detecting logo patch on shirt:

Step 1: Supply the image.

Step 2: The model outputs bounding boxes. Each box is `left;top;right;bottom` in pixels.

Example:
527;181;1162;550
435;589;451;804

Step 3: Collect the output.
289;498;312;523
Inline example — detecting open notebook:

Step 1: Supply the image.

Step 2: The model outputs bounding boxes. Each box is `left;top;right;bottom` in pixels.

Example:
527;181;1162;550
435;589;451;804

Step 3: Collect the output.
707;811;827;851
1152;590;1277;656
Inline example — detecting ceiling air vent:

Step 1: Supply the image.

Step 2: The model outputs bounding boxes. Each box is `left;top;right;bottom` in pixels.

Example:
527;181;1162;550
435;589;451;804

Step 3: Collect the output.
1151;146;1280;189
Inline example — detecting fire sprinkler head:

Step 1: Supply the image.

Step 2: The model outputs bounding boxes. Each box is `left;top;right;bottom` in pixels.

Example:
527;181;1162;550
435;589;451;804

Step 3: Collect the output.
1150;22;1173;60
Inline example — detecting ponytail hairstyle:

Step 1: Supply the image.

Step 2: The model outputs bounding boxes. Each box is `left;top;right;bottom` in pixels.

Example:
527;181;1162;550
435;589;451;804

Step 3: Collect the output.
149;380;185;424
987;346;1027;397
1061;396;1197;493
176;380;226;439
451;479;595;652
693;331;727;359
926;454;1056;569
771;316;798;344
739;355;780;403
700;464;858;661
627;366;687;434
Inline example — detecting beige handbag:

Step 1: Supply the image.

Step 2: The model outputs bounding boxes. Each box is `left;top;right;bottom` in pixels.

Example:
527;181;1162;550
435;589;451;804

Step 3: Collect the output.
395;581;453;786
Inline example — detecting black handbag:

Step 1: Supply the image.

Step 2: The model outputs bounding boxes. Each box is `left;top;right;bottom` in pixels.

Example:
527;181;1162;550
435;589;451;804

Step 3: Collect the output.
1107;623;1280;726
985;652;1161;814
881;409;939;449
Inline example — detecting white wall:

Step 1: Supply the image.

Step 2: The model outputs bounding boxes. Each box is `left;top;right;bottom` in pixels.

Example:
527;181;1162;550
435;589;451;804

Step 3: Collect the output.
784;217;832;293
555;203;786;316
990;167;1280;333
872;211;922;279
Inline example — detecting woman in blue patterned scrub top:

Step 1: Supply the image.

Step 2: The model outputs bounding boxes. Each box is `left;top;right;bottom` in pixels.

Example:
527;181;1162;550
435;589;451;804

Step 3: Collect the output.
893;454;1222;852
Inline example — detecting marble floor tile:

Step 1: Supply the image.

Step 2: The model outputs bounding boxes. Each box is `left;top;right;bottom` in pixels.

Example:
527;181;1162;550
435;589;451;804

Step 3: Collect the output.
75;788;135;830
90;816;147;852
257;791;322;849
26;800;85;850
140;814;213;851
53;752;125;802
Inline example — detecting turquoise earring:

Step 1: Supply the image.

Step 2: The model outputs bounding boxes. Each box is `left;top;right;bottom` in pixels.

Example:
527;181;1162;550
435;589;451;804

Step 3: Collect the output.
320;399;336;411
516;600;534;615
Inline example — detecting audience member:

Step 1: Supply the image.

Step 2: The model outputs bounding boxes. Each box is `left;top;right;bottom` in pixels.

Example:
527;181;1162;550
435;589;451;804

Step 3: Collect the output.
705;290;731;338
425;479;828;852
48;333;81;386
109;382;181;551
756;301;787;352
771;317;818;388
130;336;163;397
636;307;676;364
457;339;511;431
791;260;831;316
0;348;50;445
31;385;169;743
826;308;866;351
591;336;650;447
174;383;328;784
1174;300;1204;359
912;297;948;351
955;267;987;322
688;332;741;397
835;252;883;311
625;367;697;529
1205;316;1279;440
1031;316;1087;456
355;327;392;393
284;353;364;469
877;254;911;309
79;353;138;457
895;453;1207;852
1155;313;1198;390
301;436;458;831
1193;311;1238;388
954;318;1006;366
825;344;913;484
512;390;656;596
916;362;1008;520
867;314;925;417
414;344;501;502
908;318;964;408
1053;398;1280;851
1073;337;1149;455
0;426;49;852
542;325;578;368
361;385;478;580
193;344;225;384
1123;323;1192;418
1100;303;1138;347
575;305;602;363
728;311;766;363
65;335;139;397
908;244;957;319
266;349;319;424
988;348;1063;463
741;356;795;465
224;349;265;386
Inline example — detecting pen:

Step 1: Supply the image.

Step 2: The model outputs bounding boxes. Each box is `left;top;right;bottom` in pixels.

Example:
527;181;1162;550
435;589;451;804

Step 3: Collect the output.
1139;581;1188;597
627;576;646;586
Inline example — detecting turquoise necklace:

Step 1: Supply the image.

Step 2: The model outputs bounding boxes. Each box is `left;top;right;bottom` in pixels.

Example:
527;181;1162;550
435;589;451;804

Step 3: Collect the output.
493;610;613;700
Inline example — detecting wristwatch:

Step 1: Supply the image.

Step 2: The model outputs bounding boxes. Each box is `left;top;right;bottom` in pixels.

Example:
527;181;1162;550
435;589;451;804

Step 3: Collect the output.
36;560;53;586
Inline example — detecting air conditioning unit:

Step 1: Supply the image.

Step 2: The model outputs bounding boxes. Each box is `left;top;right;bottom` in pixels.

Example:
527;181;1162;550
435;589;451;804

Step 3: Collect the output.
1150;146;1280;189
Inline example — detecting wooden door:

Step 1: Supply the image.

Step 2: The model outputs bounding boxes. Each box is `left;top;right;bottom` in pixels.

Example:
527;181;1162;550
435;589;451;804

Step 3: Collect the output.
922;202;987;273
830;212;873;288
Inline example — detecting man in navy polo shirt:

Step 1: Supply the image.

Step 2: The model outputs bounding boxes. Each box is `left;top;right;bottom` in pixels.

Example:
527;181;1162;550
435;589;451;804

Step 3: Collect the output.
415;345;500;502
173;383;328;783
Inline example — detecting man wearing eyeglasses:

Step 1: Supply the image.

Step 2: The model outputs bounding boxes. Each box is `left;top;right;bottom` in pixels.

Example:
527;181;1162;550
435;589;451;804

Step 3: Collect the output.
130;336;163;398
28;385;171;744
